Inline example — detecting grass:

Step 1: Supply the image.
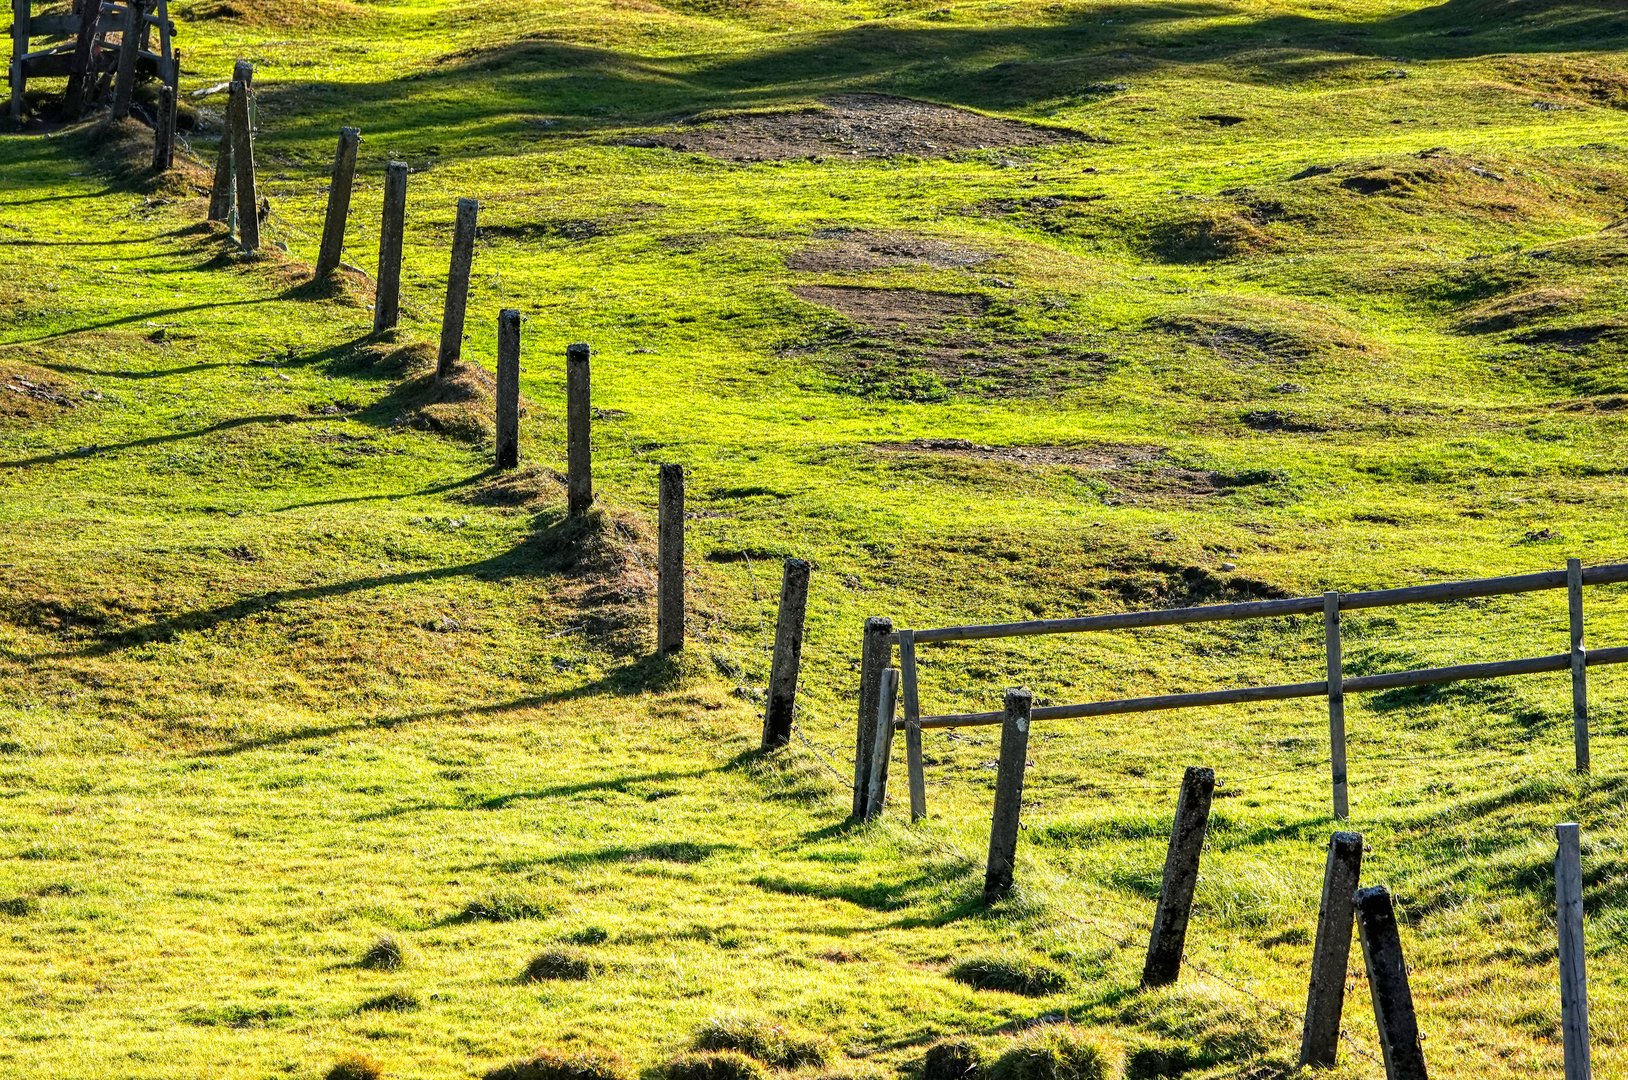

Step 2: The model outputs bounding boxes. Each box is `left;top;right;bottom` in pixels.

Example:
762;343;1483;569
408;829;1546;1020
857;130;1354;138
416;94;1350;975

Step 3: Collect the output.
2;0;1628;1077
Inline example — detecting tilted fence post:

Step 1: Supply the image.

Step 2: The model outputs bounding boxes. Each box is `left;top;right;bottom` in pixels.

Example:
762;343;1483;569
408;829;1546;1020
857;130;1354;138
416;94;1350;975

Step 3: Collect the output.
1324;591;1350;819
65;0;101;117
315;126;361;278
566;343;592;517
1142;766;1215;986
111;0;146;120
436;197;479;377
152;83;176;171
761;558;811;750
495;309;521;470
1556;823;1591;1080
983;687;1033;903
1299;831;1364;1068
851;617;893;821
657;463;685;657
1569;558;1589;774
228;77;259;253
373;161;408;333
898;629;927;822
209;60;253;222
1355;886;1428;1079
864;667;900;821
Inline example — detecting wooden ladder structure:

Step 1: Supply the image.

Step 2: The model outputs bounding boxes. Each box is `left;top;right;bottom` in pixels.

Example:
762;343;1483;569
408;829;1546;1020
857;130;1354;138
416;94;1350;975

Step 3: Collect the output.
9;0;175;122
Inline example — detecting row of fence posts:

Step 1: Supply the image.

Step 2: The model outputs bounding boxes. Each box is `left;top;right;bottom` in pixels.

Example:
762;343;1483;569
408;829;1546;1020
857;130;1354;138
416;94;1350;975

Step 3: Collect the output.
958;687;1595;1080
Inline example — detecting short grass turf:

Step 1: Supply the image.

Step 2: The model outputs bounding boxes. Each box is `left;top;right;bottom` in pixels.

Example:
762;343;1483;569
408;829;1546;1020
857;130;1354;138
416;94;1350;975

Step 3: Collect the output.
4;0;1628;1077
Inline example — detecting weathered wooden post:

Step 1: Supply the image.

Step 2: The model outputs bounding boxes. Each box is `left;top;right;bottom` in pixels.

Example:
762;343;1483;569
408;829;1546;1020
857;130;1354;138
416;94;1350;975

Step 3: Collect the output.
1556;823;1591;1080
152;83;176;170
1568;558;1589;774
566;342;592;516
228;77;259;253
1325;591;1350;819
1142;766;1215;987
436;197;479;377
65;0;100;117
373;161;408;333
657;463;685;656
851;617;893;821
865;667;900;821
209;60;253;222
898;629;927;822
983;687;1033;903
111;0;146;120
495;309;521;470
761;558;811;750
315;127;361;278
10;0;29;123
1299;831;1364;1068
1355;886;1428;1080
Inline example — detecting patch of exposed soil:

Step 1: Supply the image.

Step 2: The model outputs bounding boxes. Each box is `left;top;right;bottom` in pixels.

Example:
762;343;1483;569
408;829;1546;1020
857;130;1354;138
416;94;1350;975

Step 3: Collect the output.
788;285;1106;399
1455;286;1588;334
1095;560;1291;609
785;230;994;273
1240;409;1328;433
623;95;1077;162
872;439;1231;499
0;362;80;422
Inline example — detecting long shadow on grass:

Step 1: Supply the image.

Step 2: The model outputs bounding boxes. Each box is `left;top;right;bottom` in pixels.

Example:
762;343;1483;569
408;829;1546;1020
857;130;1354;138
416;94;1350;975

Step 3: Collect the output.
0;411;323;468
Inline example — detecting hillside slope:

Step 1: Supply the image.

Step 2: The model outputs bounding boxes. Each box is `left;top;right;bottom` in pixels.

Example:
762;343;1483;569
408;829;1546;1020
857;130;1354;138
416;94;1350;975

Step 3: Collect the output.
4;1;1628;1077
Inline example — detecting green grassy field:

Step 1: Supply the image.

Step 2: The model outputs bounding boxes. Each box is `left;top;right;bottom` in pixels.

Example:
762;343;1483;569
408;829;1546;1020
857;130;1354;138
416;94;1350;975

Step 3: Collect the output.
4;0;1628;1076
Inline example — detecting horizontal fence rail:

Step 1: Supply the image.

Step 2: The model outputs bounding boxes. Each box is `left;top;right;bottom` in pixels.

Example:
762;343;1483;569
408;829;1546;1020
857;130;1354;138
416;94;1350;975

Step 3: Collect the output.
892;562;1628;646
904;646;1628;730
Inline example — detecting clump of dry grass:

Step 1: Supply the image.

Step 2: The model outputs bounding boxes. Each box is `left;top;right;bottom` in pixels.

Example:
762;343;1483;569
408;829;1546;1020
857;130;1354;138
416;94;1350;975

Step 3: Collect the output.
921;1039;990;1080
326;1052;385;1080
523;948;595;982
483;1047;635;1080
359;935;406;971
986;1026;1121;1080
693;1014;834;1069
663;1050;769;1080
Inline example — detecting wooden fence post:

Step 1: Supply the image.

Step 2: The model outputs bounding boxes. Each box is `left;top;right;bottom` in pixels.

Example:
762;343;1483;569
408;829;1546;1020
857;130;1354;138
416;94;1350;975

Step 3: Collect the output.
1325;591;1350;819
315;127;361;278
111;0;146;119
983;687;1033;903
865;667;900;821
436;197;479;377
657;463;684;656
495;308;521;470
1569;558;1589;774
1299;830;1364;1068
761;558;811;750
65;0;100;117
851;616;893;821
209;60;253;222
898;629;927;822
228;77;259;253
1355;886;1428;1080
565;342;592;516
373;161;408;333
152;83;176;170
1556;823;1591;1080
1143;765;1215;987
10;0;28;124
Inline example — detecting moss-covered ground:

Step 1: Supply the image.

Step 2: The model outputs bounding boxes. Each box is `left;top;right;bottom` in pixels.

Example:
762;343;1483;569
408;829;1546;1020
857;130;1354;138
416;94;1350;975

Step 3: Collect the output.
4;0;1628;1076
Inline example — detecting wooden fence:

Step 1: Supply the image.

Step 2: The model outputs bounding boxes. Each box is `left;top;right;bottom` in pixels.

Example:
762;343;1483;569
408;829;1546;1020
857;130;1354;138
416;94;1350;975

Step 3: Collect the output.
854;559;1628;824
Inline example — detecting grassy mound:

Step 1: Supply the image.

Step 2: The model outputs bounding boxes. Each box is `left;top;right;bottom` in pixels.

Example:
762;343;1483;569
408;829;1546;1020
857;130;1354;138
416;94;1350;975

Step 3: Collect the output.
694;1015;834;1068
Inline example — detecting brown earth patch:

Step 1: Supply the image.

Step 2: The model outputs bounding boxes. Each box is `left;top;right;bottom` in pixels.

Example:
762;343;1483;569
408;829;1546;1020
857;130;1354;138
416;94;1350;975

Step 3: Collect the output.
873;439;1231;499
1456;286;1589;334
786;230;994;273
0;362;80;422
623;95;1076;162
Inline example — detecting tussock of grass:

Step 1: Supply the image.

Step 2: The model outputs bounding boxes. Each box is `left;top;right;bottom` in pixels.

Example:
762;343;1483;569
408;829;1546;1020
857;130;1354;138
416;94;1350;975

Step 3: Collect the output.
663;1050;769;1080
921;1039;990;1080
326;1053;385;1080
0;896;41;917
359;935;406;971
398;362;497;443
949;954;1070;996
357;989;420;1012
694;1015;834;1068
456;889;554;923
483;1047;635;1080
987;1026;1121;1080
523;948;595;982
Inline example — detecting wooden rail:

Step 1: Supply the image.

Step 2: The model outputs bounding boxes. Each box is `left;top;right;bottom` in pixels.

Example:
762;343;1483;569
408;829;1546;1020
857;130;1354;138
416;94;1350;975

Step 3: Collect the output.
858;560;1626;823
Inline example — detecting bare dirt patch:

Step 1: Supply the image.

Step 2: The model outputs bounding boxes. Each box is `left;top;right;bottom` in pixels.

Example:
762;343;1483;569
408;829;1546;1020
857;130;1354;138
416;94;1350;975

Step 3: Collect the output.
788;285;1106;400
624;95;1077;162
785;230;994;273
0;362;80;422
872;439;1233;499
